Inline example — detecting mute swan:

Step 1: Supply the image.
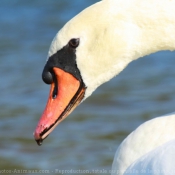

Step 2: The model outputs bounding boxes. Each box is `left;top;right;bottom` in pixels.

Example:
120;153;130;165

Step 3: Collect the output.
34;0;175;174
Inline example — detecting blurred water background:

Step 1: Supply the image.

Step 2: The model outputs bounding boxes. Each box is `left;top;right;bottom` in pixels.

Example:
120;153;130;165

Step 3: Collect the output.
1;0;175;174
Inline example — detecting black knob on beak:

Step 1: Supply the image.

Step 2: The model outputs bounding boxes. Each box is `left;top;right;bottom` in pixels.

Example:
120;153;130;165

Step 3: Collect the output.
42;65;53;84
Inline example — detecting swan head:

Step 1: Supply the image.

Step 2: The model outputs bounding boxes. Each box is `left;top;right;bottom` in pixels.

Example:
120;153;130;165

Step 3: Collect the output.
34;1;136;145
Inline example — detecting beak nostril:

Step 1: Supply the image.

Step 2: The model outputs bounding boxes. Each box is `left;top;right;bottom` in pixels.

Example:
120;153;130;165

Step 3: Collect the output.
52;74;58;99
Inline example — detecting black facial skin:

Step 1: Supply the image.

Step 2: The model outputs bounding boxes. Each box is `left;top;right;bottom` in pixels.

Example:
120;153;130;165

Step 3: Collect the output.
42;38;83;84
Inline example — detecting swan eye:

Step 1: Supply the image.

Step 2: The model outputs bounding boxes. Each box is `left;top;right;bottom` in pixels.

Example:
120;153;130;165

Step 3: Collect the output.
68;38;79;48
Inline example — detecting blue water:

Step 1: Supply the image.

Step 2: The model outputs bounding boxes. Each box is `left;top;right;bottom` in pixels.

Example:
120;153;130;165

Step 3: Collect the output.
1;0;175;174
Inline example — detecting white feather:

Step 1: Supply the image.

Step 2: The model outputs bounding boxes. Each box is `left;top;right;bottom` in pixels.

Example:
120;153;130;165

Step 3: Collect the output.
47;0;175;174
124;139;175;175
112;112;175;174
48;0;175;99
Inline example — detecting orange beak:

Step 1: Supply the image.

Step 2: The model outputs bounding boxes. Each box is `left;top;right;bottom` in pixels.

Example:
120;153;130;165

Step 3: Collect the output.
34;67;85;145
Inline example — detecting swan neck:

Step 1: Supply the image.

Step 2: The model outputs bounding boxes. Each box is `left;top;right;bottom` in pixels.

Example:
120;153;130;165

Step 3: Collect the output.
130;3;175;60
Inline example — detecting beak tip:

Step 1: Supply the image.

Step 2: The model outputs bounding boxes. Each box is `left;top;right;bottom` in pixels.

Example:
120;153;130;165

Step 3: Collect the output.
34;130;43;146
36;139;43;146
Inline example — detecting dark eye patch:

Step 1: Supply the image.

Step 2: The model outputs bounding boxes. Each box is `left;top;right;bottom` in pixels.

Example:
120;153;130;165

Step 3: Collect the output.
42;38;83;84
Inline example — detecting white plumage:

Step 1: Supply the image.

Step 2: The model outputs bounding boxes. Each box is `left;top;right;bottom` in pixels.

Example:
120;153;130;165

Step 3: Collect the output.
47;0;175;174
124;139;175;175
112;113;175;174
